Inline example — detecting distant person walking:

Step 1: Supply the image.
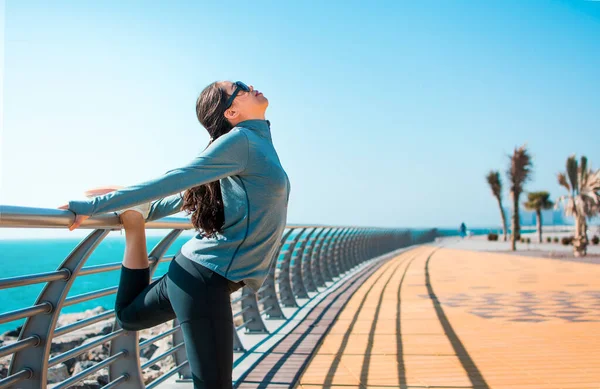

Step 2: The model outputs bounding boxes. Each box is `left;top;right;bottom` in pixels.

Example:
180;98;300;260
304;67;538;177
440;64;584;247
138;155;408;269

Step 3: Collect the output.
459;222;467;239
59;81;290;389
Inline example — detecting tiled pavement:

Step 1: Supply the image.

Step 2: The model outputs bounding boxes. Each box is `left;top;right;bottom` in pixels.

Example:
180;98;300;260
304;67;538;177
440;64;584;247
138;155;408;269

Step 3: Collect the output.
296;246;600;389
232;247;420;388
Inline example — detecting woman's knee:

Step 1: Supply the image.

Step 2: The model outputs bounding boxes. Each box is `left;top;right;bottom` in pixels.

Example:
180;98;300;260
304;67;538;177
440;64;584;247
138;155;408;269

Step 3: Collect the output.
115;307;144;331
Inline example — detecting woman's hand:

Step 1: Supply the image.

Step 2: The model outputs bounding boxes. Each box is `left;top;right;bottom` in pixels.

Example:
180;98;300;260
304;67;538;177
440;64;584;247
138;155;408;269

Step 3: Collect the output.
58;204;90;231
59;185;122;231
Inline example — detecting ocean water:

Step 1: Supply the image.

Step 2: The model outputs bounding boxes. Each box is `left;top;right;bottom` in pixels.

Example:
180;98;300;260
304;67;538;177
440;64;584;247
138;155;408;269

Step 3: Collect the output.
0;227;497;333
0;235;188;333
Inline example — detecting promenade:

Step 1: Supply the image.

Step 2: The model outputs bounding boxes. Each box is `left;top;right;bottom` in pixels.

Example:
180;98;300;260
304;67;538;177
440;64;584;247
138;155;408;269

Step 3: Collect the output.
231;243;600;388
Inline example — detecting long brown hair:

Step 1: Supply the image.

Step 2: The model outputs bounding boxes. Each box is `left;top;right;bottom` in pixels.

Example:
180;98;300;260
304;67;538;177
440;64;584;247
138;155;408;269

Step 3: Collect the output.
182;82;233;237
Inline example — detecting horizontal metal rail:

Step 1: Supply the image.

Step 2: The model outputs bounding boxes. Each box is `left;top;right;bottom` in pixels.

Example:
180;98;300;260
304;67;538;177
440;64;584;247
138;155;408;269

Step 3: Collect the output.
230;294;252;305
53;351;127;389
0;336;40;359
0;368;33;389
78;262;126;276
63;285;119;307
0;302;52;325
232;306;253;319
0;205;193;230
235;318;255;332
0;269;70;289
256;295;271;305
48;329;124;367
100;374;129;389
141;342;186;370
257;284;269;293
54;309;115;337
262;305;275;315
139;325;180;350
146;361;189;389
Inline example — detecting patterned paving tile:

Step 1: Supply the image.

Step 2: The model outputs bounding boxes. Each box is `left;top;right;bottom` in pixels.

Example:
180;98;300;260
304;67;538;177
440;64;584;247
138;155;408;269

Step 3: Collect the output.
298;247;600;388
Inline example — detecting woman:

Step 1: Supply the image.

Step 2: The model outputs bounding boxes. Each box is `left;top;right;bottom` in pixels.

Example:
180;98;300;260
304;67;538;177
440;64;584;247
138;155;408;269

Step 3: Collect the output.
59;81;290;389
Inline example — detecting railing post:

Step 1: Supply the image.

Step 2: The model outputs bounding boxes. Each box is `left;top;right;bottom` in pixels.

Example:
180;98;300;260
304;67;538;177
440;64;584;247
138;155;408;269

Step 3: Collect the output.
171;318;190;377
327;228;348;280
232;325;245;352
291;228;314;299
276;228;304;307
345;228;360;271
301;228;322;293
329;229;346;279
310;228;330;288
257;229;293;320
370;230;379;259
357;229;370;263
353;229;364;266
9;229;109;389
240;287;268;334
350;229;363;267
373;231;380;257
382;231;390;254
333;228;354;275
368;230;378;259
319;228;335;283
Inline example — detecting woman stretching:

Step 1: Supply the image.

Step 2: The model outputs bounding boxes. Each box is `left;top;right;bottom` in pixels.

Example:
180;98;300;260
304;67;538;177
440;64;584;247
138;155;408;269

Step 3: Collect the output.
60;81;290;389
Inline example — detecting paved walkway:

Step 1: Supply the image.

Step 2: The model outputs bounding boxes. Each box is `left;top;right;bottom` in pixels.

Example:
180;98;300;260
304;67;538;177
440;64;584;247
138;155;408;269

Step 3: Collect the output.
296;245;600;389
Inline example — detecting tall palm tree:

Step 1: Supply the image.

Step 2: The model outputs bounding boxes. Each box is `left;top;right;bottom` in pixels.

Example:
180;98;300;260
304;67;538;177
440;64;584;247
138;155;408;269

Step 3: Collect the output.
486;170;508;241
523;191;554;243
507;145;533;251
556;155;600;257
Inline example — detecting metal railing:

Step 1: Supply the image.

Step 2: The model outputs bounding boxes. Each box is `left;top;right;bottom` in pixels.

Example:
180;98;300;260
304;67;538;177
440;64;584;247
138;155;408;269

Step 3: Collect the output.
0;205;438;389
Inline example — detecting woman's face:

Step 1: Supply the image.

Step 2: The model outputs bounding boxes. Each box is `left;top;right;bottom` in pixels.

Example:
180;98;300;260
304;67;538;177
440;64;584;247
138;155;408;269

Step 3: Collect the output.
220;81;268;123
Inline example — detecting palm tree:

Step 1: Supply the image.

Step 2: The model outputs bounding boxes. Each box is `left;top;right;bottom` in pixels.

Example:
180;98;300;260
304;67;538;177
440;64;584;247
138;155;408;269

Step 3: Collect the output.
556;155;600;257
507;145;533;251
486;171;508;241
523;191;554;243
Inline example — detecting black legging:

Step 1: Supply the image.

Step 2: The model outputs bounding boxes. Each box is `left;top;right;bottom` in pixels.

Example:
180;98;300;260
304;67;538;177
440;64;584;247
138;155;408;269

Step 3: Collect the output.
115;252;244;389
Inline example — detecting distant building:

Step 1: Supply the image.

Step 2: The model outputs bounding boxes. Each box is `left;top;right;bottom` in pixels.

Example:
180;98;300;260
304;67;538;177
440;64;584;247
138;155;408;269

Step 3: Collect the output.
502;206;573;226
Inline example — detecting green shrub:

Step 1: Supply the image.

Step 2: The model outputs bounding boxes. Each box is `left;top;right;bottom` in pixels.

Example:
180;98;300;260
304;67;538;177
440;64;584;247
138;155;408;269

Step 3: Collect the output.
546;237;552;243
592;235;599;245
561;236;574;245
553;237;559;243
487;233;499;241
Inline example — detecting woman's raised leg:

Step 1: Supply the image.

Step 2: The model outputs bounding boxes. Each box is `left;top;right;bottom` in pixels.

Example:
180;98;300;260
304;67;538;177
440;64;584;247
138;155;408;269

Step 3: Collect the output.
120;211;150;269
114;211;176;331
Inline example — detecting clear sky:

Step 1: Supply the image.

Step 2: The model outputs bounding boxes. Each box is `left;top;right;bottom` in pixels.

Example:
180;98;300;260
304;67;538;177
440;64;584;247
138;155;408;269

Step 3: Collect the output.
1;0;599;238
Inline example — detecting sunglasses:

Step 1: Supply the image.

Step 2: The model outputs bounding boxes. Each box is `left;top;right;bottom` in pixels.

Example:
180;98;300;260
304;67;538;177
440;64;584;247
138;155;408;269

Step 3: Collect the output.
225;81;250;109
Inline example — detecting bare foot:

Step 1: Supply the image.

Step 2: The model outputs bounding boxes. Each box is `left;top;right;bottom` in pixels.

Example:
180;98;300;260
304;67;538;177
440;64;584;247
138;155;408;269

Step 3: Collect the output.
120;210;149;269
119;210;146;230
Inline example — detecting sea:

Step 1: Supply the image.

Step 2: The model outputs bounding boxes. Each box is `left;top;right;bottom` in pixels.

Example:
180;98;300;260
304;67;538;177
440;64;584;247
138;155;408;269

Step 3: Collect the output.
0;227;500;333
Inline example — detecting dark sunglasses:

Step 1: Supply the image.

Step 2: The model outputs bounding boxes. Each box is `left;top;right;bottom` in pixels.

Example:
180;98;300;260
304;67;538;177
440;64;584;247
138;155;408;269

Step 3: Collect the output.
225;81;250;109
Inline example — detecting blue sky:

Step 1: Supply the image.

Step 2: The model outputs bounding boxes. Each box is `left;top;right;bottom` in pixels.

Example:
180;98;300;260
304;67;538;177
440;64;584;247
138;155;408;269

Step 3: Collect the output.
1;0;599;238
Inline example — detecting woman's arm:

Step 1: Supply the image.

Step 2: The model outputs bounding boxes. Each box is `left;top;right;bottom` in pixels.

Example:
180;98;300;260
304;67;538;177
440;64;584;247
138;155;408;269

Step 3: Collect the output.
68;129;249;217
146;193;185;222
